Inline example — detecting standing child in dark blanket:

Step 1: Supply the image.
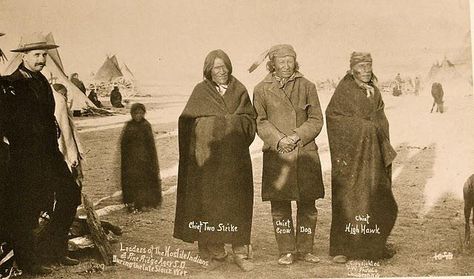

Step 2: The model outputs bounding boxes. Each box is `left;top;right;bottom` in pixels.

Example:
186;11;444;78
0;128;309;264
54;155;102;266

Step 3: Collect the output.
120;103;162;212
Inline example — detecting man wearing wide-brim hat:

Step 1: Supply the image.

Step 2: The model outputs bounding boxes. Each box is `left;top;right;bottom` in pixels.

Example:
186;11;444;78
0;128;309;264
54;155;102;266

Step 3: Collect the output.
1;32;81;275
250;44;325;265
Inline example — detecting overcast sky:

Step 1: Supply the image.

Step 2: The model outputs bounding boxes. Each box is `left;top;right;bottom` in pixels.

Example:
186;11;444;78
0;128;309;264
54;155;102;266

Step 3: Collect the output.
0;0;471;87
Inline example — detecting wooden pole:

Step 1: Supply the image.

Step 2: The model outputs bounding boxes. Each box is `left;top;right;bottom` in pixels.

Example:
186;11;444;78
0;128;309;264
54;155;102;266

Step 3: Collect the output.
82;193;114;265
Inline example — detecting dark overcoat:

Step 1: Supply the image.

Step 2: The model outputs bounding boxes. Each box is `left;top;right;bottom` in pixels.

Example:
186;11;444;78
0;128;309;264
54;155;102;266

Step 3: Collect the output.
1;64;81;226
326;73;398;260
253;72;324;201
121;118;162;208
0;77;12;238
173;76;256;246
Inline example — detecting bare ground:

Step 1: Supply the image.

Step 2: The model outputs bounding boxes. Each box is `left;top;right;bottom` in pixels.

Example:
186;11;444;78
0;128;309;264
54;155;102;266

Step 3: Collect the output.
20;95;474;278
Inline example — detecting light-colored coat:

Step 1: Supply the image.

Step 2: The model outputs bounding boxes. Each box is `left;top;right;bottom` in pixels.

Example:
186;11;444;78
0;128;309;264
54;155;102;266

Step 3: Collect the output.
253;72;324;201
53;91;84;170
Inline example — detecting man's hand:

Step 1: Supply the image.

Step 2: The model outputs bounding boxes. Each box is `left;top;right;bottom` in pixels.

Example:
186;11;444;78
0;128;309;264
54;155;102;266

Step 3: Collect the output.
287;133;300;145
277;136;297;153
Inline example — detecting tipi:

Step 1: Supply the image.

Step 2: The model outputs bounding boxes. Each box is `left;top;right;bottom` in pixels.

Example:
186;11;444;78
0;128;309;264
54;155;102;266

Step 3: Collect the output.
94;55;123;82
426;58;462;83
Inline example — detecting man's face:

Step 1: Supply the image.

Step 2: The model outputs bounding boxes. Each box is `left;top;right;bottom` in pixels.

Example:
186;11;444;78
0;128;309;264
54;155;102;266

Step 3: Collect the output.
211;57;229;85
23;49;47;72
351;62;372;83
132;109;145;122
274;56;296;78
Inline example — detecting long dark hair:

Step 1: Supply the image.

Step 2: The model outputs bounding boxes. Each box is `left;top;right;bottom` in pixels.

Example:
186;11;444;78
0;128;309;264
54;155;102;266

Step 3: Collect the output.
203;49;232;81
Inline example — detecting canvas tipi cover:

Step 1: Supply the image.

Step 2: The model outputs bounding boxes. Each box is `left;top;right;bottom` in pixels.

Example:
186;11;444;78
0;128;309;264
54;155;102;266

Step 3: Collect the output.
94;55;123;82
2;33;96;111
120;62;135;81
425;57;473;98
427;58;462;83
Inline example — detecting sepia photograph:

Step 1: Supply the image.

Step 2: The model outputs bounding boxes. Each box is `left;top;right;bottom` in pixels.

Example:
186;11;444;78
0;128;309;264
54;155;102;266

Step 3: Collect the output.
0;0;473;278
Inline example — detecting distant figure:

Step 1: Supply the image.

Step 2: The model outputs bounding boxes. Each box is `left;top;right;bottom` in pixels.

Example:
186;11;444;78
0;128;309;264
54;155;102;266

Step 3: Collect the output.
391;73;402;96
110;86;124;108
70;73;86;94
120;103;162;212
395;73;402;84
430;82;444;113
414;77;421;96
392;82;402;96
88;86;102;108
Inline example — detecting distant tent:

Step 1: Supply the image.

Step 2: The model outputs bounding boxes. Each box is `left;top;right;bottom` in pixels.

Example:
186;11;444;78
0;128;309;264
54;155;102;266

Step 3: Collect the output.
425;57;472;98
94;55;123;82
120;62;135;81
93;54;136;83
2;33;96;111
426;58;462;82
110;55;120;69
424;32;473;97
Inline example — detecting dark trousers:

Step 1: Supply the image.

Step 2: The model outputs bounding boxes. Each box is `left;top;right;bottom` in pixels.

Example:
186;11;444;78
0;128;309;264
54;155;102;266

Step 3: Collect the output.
38;176;82;261
271;200;317;254
7;154;81;268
